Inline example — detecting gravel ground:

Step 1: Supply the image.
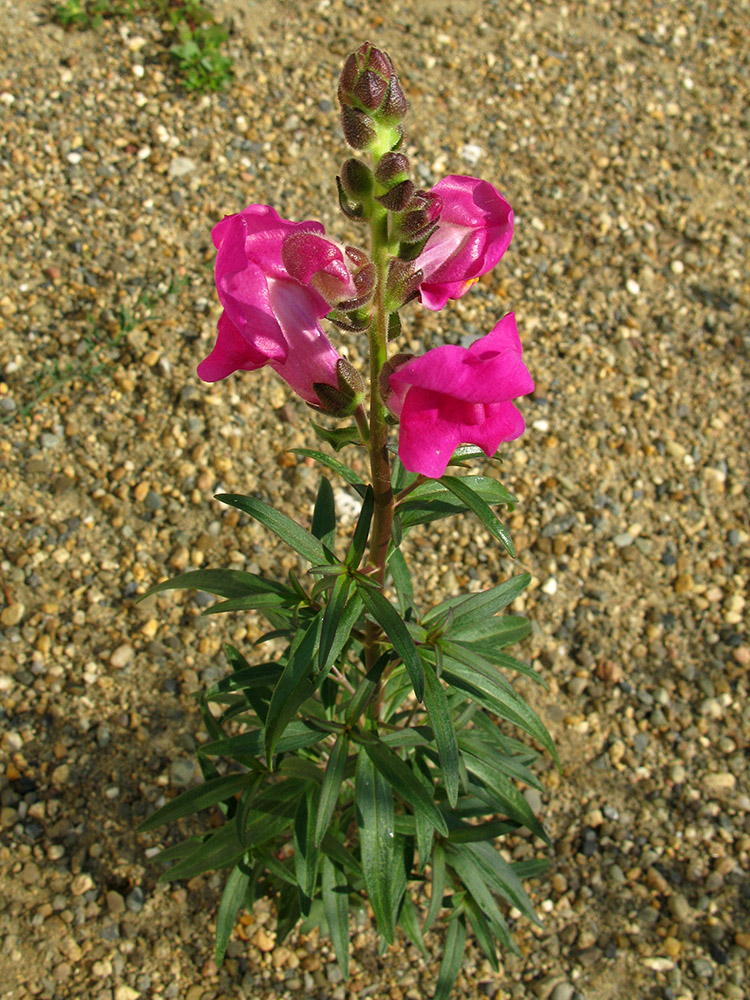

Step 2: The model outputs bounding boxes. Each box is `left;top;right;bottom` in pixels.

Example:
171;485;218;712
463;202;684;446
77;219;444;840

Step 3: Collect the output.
1;1;749;998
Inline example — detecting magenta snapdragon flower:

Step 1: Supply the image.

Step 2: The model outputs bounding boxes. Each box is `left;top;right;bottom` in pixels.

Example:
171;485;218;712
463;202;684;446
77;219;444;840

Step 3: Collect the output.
198;205;344;407
416;175;513;312
387;313;533;478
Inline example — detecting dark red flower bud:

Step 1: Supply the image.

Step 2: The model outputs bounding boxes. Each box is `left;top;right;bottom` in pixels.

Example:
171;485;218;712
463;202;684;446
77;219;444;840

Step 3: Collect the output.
375;152;410;186
338;42;407;137
340;158;374;199
385;258;424;311
377;179;415;212
313;358;364;416
340;105;377;151
379;352;414;408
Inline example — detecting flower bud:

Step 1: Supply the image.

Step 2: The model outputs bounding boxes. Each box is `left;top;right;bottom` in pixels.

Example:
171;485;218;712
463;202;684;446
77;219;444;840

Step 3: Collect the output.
376;179;415;212
374;152;410;187
396;189;443;242
338;42;407;151
340;158;374;200
385;258;424;311
314;358;365;416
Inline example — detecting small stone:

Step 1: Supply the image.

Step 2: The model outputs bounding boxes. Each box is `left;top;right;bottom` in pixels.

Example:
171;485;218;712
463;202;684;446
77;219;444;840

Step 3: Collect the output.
254;927;275;951
668;893;690;921
110;644;135;668
106;891;125;915
674;574;693;593
170;758;197;787
691;958;713;980
1;603;25;627
643;957;674;972
702;772;736;794
126;886;145;913
114;987;141;1000
734;932;750;949
613;532;634;548
71;874;94;896
626;278;641;295
168;156;197;178
541;577;558;596
664;937;681;958
550;985;575;1000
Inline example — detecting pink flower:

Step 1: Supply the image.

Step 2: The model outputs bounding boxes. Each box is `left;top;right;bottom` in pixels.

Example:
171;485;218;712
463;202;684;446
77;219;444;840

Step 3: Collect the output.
416;175;513;312
387;313;533;478
197;204;343;406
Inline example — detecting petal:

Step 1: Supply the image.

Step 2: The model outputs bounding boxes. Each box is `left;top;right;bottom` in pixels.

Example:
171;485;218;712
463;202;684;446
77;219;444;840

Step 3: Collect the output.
197;311;270;382
390;317;533;404
216;256;288;361
268;279;342;405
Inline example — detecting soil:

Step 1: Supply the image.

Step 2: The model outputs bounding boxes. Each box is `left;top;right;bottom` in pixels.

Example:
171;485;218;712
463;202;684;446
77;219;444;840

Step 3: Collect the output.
1;1;748;999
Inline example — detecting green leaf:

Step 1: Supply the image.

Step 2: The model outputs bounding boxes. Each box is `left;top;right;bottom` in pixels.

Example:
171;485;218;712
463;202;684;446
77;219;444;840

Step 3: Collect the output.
458;640;547;687
275;880;301;945
446;819;519;843
423;841;445;933
294;785;321;916
319;574;351;672
464;895;499;971
445;845;519;954
356;584;424;701
388;546;415;617
465;841;542;927
447;615;531;646
264;616;322;763
433;913;467;1000
200;722;323;759
159;821;244;882
514;858;550;880
364;741;448;836
438;645;557;764
311;421;362;452
423;573;530;628
292;448;366;490
402;475;515;509
355;751;396;943
322;856;350;978
150;836;204;866
312;476;336;550
137;773;250;833
458;732;543;791
138;568;293;602
448;444;504;466
320;832;362;880
392;457;418;493
345;485;374;570
462;753;548;842
344;652;389;725
315;733;349;847
217;494;327;566
206;660;283;697
398;890;430;958
439;476;515;556
235;774;263;845
422;661;460;808
215;862;250;965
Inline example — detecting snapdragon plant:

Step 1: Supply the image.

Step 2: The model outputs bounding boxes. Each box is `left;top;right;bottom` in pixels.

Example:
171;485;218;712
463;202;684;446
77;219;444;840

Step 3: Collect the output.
139;43;556;999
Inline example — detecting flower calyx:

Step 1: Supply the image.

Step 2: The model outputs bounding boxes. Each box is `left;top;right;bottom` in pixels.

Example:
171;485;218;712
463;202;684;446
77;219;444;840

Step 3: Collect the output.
313;357;365;417
384;258;424;312
338;42;407;153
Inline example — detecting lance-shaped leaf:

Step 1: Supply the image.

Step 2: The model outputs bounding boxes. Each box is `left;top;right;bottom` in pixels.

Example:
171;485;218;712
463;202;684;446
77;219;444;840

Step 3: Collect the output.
422;573;530;629
137;773;251;833
433;912;467;1000
388;546;415;618
292;448;367;490
345;486;374;569
462;753;548;842
217;494;327;565
344;651;389;724
438;645;557;764
423;841;446;933
363;740;448;836
311;476;337;551
445;844;520;955
201;722;324;759
322;856;350;979
438;476;515;556
356;583;424;701
315;733;349;847
355;751;396;943
138;568;293;602
319;574;351;672
311;421;362;452
458;732;543;792
465;895;499;972
422;660;460;808
398;892;429;959
215;862;251;965
264;615;322;763
464;840;542;927
294;785;322;917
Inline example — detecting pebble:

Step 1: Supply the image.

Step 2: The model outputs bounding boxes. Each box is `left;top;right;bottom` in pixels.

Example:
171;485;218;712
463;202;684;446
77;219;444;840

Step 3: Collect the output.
1;603;25;627
168;156;197;178
110;644;135;668
125;887;145;913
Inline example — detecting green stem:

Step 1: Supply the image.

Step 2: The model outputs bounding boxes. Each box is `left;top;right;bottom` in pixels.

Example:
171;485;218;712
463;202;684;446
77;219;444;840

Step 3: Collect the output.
364;195;395;693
